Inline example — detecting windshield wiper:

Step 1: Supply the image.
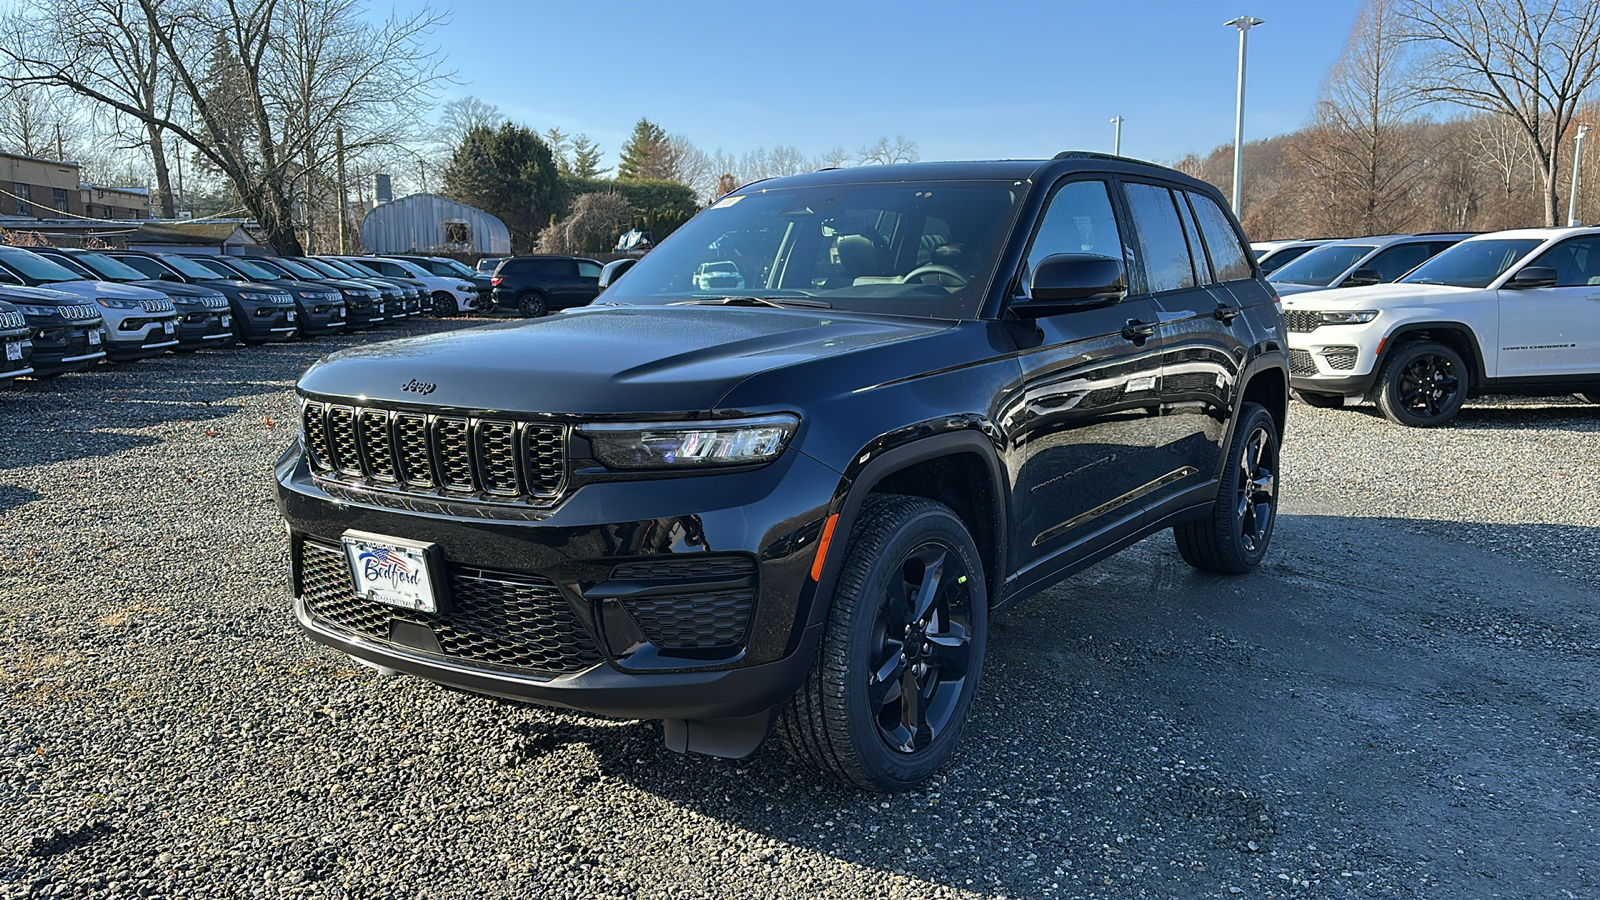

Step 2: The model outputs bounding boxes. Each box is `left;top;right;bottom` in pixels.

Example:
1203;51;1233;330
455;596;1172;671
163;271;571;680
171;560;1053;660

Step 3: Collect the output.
689;296;833;309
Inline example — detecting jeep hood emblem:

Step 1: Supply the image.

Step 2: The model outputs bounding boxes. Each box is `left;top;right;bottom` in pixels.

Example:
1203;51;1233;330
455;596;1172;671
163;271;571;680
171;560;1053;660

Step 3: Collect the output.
401;379;437;395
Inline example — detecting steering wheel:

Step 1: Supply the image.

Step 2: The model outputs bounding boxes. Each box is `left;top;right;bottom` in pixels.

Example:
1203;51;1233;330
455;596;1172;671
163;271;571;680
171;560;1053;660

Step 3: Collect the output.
901;264;968;287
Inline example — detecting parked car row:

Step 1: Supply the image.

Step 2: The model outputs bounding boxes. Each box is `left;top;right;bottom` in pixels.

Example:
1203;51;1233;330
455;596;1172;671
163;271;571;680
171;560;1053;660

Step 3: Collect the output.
1276;225;1600;425
0;247;477;385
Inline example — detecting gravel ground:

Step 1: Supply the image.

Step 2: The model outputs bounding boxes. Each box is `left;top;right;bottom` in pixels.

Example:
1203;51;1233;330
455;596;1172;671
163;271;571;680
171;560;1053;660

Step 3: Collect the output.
1;324;1597;899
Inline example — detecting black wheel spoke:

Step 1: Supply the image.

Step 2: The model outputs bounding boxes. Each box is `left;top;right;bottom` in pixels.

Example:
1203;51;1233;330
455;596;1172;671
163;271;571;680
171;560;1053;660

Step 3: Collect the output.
909;549;947;624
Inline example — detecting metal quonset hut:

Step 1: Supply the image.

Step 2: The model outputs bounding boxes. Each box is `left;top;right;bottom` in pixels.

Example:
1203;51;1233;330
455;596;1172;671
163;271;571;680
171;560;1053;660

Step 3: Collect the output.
359;192;511;255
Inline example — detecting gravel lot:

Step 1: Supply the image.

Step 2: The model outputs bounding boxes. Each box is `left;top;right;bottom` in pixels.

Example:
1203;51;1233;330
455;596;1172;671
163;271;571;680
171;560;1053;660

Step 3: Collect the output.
2;321;1597;899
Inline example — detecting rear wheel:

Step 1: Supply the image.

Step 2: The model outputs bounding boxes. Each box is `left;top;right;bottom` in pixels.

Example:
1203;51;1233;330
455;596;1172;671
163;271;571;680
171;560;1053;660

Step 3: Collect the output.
778;495;987;791
431;292;456;318
1174;402;1279;574
518;292;548;318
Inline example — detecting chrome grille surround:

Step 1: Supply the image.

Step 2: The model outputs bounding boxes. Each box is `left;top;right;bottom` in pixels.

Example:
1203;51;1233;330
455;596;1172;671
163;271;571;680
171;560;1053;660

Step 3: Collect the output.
0;310;24;329
60;304;100;321
301;398;568;506
140;297;176;314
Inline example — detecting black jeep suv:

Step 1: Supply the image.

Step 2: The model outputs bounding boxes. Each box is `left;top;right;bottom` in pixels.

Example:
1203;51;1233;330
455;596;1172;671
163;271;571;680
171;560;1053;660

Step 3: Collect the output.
278;155;1289;790
490;255;603;317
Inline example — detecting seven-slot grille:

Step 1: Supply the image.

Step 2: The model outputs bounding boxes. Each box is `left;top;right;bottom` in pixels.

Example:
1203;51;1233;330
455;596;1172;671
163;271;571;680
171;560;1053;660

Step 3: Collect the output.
139;297;176;313
1283;309;1321;332
0;310;23;330
199;295;229;309
302;399;566;504
60;304;99;321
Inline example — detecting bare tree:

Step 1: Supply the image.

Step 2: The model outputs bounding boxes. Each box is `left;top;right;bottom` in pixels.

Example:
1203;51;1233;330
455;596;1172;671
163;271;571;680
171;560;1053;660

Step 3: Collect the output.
1401;0;1600;225
817;145;852;169
1;0;449;253
0;81;85;158
856;135;919;165
1298;0;1426;235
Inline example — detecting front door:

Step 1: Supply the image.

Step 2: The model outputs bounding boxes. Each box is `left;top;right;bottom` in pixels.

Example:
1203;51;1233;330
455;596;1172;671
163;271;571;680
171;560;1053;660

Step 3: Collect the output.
1003;178;1169;576
1496;236;1600;378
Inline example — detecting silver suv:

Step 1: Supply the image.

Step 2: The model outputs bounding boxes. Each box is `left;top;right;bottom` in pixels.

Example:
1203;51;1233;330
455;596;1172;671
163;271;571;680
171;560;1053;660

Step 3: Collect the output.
0;247;179;361
1268;234;1472;296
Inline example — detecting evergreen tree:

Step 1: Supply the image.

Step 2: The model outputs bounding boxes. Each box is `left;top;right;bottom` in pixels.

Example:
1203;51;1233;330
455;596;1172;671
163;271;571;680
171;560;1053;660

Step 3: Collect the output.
617;117;671;180
442;123;559;252
571;134;607;178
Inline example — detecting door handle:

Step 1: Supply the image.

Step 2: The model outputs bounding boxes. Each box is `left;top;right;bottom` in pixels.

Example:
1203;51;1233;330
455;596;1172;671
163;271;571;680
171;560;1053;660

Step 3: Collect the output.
1213;304;1242;324
1121;319;1157;343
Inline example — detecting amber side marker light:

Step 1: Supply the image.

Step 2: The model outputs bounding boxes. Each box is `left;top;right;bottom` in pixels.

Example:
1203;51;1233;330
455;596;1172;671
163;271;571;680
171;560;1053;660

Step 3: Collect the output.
810;514;840;581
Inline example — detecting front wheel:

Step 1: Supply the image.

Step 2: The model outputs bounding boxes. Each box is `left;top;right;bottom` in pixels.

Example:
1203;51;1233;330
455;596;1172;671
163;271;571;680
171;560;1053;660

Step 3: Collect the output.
1374;341;1467;427
431;292;456;318
1174;401;1280;574
778;495;987;792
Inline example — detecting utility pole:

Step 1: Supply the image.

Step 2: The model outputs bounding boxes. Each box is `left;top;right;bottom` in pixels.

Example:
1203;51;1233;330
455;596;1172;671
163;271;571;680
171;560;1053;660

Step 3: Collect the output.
336;127;349;254
54;123;64;161
1110;116;1124;156
174;139;185;219
1225;15;1265;214
1569;124;1591;227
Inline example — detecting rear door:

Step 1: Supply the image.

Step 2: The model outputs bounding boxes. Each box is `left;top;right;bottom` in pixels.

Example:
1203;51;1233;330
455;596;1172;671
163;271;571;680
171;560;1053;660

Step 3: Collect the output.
1496;236;1600;377
1003;177;1168;575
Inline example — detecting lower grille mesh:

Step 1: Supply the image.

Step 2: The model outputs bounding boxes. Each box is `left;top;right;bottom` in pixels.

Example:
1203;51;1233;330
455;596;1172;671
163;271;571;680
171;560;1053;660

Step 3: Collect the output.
298;540;603;675
1288;349;1318;376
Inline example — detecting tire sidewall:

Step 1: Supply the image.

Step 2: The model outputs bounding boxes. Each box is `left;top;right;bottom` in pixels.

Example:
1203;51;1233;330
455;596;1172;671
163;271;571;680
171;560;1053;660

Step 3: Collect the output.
834;502;987;790
1227;404;1280;569
1379;342;1467;427
519;292;548;318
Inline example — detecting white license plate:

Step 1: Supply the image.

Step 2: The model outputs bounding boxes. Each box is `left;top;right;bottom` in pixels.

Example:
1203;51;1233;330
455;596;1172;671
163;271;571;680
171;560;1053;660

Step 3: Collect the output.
342;532;438;613
287;311;297;322
222;315;232;326
5;341;20;361
162;320;174;334
88;330;102;345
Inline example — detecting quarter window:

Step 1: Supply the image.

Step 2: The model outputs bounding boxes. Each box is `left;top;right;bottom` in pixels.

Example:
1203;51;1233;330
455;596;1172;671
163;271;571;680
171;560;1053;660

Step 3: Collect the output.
1175;193;1212;284
1022;180;1124;291
1124;183;1196;293
577;260;602;279
1188;192;1253;282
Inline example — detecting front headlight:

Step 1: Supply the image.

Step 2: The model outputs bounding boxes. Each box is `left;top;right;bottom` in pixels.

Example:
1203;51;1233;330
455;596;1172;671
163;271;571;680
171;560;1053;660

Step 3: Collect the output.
457;283;474;292
340;288;376;299
1315;309;1379;325
580;414;799;469
95;297;141;309
13;304;57;317
239;291;278;302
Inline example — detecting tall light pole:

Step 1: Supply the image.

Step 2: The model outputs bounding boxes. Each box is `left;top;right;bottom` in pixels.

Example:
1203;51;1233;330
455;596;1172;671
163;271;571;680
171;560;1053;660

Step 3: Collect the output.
1568;124;1591;227
1110;116;1124;156
1225;15;1264;214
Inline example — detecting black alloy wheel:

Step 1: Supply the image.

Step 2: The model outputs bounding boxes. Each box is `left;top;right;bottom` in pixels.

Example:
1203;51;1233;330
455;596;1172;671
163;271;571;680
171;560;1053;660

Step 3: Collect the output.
518;292;548;318
1376;341;1467;427
1174;401;1280;574
779;495;987;791
431;292;456;318
866;542;977;755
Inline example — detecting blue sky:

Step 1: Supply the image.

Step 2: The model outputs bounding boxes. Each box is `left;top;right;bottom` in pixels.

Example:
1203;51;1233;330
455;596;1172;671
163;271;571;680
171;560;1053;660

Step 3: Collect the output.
427;0;1366;170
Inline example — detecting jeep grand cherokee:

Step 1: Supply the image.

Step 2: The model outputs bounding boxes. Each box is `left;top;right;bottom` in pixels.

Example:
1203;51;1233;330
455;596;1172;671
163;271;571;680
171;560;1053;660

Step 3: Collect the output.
277;155;1289;790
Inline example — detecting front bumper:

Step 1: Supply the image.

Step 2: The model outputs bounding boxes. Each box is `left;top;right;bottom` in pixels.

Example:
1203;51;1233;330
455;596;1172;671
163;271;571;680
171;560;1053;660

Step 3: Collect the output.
0;332;33;379
236;305;299;342
1286;322;1383;397
276;444;839;721
296;302;347;336
103;316;180;360
176;311;234;349
27;325;104;375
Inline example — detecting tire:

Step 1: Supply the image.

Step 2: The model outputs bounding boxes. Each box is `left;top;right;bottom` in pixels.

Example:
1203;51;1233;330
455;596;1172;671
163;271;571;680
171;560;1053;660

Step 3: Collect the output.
431;292;456;318
1291;389;1343;409
1374;340;1468;427
777;495;987;792
517;292;548;318
1174;401;1280;574
1576;393;1600;405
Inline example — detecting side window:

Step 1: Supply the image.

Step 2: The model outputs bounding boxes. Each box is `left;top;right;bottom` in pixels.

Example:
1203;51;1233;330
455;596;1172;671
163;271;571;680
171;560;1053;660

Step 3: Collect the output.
1124;182;1197;292
576;260;602;279
553;259;578;278
1188;192;1253;281
1364;243;1431;282
1175;193;1213;284
1022;179;1124;291
1529;237;1600;286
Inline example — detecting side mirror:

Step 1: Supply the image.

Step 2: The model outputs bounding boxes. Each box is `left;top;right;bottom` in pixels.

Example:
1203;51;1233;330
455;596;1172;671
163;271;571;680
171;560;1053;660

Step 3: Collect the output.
1342;268;1381;288
159;273;182;282
1506;266;1557;289
1013;253;1125;317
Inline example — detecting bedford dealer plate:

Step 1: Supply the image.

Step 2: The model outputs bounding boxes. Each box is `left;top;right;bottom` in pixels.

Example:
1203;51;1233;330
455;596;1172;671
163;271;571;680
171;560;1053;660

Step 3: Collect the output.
341;531;438;613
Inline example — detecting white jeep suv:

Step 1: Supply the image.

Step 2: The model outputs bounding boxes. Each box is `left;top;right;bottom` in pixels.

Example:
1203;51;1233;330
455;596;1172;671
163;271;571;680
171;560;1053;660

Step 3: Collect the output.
1283;227;1600;426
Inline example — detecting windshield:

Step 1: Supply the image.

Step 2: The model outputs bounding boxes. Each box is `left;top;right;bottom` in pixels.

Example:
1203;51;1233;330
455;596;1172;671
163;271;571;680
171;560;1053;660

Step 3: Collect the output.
603;180;1023;318
70;251;150;282
159;254;226;280
0;249;85;283
265;258;320;280
1268;243;1375;286
337;259;383;277
435;258;475;277
316;258;366;278
378;258;428;278
1400;238;1545;288
225;259;286;281
297;258;347;279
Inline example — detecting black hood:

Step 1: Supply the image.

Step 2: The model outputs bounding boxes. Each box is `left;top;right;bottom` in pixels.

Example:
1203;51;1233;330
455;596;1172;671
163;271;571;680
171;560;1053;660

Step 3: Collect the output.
298;305;952;414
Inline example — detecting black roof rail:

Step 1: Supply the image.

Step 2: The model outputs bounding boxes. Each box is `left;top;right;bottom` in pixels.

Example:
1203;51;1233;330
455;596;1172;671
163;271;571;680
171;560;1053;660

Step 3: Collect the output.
1052;151;1130;162
1411;231;1478;237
